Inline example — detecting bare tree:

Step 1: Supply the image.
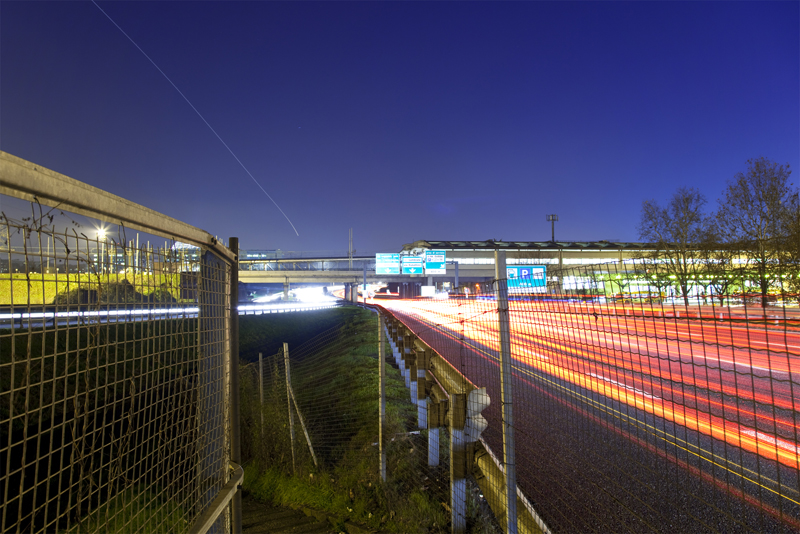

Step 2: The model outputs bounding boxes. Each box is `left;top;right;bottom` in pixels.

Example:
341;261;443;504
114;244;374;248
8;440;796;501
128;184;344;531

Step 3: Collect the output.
638;187;709;306
777;192;800;301
716;157;794;308
697;220;738;306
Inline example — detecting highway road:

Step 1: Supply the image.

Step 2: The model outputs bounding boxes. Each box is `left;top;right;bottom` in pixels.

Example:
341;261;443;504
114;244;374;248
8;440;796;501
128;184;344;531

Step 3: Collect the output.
378;296;800;533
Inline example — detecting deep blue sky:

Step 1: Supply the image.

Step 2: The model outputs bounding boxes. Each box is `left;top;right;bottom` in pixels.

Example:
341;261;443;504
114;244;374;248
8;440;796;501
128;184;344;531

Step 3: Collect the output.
1;1;798;254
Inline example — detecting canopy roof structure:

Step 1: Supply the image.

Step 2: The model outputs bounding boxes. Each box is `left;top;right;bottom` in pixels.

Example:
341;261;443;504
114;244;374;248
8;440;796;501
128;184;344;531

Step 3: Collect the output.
402;240;653;252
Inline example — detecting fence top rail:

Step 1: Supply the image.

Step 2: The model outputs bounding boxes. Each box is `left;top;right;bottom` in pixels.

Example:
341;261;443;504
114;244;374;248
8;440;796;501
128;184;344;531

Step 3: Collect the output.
0;151;234;262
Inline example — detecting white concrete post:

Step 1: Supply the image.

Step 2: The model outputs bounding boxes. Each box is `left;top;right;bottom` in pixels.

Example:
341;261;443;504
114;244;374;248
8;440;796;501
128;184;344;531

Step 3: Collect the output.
428;427;439;467
450;425;467;534
415;348;428;429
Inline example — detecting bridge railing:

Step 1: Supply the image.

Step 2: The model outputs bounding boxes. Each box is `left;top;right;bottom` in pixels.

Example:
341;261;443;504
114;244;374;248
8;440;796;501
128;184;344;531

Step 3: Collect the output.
0;152;241;534
376;250;800;533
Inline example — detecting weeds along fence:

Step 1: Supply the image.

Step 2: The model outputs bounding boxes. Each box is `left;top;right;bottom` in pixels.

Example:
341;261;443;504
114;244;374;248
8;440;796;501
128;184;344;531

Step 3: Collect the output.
239;309;503;534
0;152;242;534
377;250;800;534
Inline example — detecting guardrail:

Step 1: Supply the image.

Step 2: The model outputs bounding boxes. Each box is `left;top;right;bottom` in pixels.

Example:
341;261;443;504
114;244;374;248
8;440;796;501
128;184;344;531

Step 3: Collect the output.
0;152;242;534
367;299;550;534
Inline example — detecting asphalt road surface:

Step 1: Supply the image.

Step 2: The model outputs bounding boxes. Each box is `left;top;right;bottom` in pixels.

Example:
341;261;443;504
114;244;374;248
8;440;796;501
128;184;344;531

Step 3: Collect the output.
381;297;800;533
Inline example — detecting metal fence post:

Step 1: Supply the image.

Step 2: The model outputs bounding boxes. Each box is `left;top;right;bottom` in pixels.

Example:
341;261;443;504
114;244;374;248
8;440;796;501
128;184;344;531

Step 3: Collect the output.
229;237;242;534
495;250;517;534
379;315;387;481
284;342;296;474
258;352;264;435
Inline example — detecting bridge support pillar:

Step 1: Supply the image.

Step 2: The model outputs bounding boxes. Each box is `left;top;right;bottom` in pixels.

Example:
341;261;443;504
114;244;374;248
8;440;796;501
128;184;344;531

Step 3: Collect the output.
283;279;290;301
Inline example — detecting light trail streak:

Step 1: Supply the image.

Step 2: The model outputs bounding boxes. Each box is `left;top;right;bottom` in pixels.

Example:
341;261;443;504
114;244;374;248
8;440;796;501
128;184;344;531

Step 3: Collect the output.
381;297;800;478
91;1;299;236
0;301;337;328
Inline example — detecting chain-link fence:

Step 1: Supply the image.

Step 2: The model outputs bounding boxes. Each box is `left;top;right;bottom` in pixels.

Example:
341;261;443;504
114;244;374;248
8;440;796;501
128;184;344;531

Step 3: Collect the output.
377;252;800;533
239;308;502;533
0;152;240;534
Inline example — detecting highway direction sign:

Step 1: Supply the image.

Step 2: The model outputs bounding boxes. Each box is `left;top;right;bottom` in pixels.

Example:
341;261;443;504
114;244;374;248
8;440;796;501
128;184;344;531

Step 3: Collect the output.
402;256;424;275
424;250;446;275
375;253;401;275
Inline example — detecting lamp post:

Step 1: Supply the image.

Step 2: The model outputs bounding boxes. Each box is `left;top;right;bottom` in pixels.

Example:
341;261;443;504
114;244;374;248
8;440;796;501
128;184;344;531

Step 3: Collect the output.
97;228;107;274
546;214;558;242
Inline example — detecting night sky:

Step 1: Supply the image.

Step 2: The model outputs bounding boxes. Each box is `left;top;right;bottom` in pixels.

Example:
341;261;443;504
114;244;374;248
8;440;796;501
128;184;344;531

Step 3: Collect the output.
1;2;797;255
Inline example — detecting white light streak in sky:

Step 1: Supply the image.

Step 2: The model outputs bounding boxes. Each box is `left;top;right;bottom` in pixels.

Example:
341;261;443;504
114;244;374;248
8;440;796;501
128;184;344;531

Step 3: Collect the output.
91;1;300;236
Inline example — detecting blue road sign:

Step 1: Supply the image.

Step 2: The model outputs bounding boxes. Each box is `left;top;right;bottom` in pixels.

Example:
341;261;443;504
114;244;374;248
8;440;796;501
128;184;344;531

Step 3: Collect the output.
376;253;401;275
402;256;424;275
425;250;446;275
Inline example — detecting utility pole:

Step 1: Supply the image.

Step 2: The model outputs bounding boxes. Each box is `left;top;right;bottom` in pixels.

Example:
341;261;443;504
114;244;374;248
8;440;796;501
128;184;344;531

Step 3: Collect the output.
348;228;353;270
546;214;558;242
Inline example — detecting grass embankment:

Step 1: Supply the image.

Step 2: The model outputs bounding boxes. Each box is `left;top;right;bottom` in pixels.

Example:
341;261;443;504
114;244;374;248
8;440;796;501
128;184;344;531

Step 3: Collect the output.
0;273;183;305
239;307;452;533
238;309;358;363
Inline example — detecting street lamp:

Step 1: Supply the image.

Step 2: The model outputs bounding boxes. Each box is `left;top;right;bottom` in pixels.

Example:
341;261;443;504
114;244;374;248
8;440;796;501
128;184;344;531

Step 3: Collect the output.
546;214;558;242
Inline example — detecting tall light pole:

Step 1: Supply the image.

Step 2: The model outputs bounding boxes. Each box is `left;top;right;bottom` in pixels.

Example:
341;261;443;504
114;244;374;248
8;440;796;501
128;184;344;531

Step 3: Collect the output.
97;228;107;273
546;214;558;242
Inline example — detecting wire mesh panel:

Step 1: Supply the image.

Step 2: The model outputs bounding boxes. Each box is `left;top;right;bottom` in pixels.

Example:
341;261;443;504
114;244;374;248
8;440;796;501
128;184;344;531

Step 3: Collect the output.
0;199;233;533
378;257;800;534
238;309;499;533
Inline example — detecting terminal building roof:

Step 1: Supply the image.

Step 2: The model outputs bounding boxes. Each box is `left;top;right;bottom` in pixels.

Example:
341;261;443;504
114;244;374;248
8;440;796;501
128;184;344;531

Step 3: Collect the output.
402;240;653;252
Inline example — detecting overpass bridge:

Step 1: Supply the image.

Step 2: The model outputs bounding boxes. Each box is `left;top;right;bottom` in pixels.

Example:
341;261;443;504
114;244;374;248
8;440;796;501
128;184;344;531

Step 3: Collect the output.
238;240;654;297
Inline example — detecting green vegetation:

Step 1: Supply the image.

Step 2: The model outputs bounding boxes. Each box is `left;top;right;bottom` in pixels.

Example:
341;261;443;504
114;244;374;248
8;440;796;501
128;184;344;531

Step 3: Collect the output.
1;317;199;534
0;318;197;434
239;307;453;533
64;485;187;534
238;308;359;363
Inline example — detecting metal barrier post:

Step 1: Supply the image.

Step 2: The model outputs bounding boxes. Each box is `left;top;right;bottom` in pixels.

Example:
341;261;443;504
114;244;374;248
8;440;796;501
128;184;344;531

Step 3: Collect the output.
429;427;440;467
495;250;517;534
415;346;428;428
402;330;411;388
450;393;468;534
229;237;242;534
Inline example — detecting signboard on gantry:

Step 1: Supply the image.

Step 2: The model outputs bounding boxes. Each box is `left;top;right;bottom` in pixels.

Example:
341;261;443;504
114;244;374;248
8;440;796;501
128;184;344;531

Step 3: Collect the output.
424;250;446;275
375;253;401;275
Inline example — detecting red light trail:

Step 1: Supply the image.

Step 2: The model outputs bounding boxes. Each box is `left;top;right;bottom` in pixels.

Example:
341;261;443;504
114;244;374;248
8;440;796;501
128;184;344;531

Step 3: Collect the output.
377;296;800;525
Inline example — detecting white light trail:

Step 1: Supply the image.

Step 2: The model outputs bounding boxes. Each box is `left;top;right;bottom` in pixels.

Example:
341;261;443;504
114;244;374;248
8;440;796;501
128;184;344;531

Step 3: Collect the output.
91;1;299;236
